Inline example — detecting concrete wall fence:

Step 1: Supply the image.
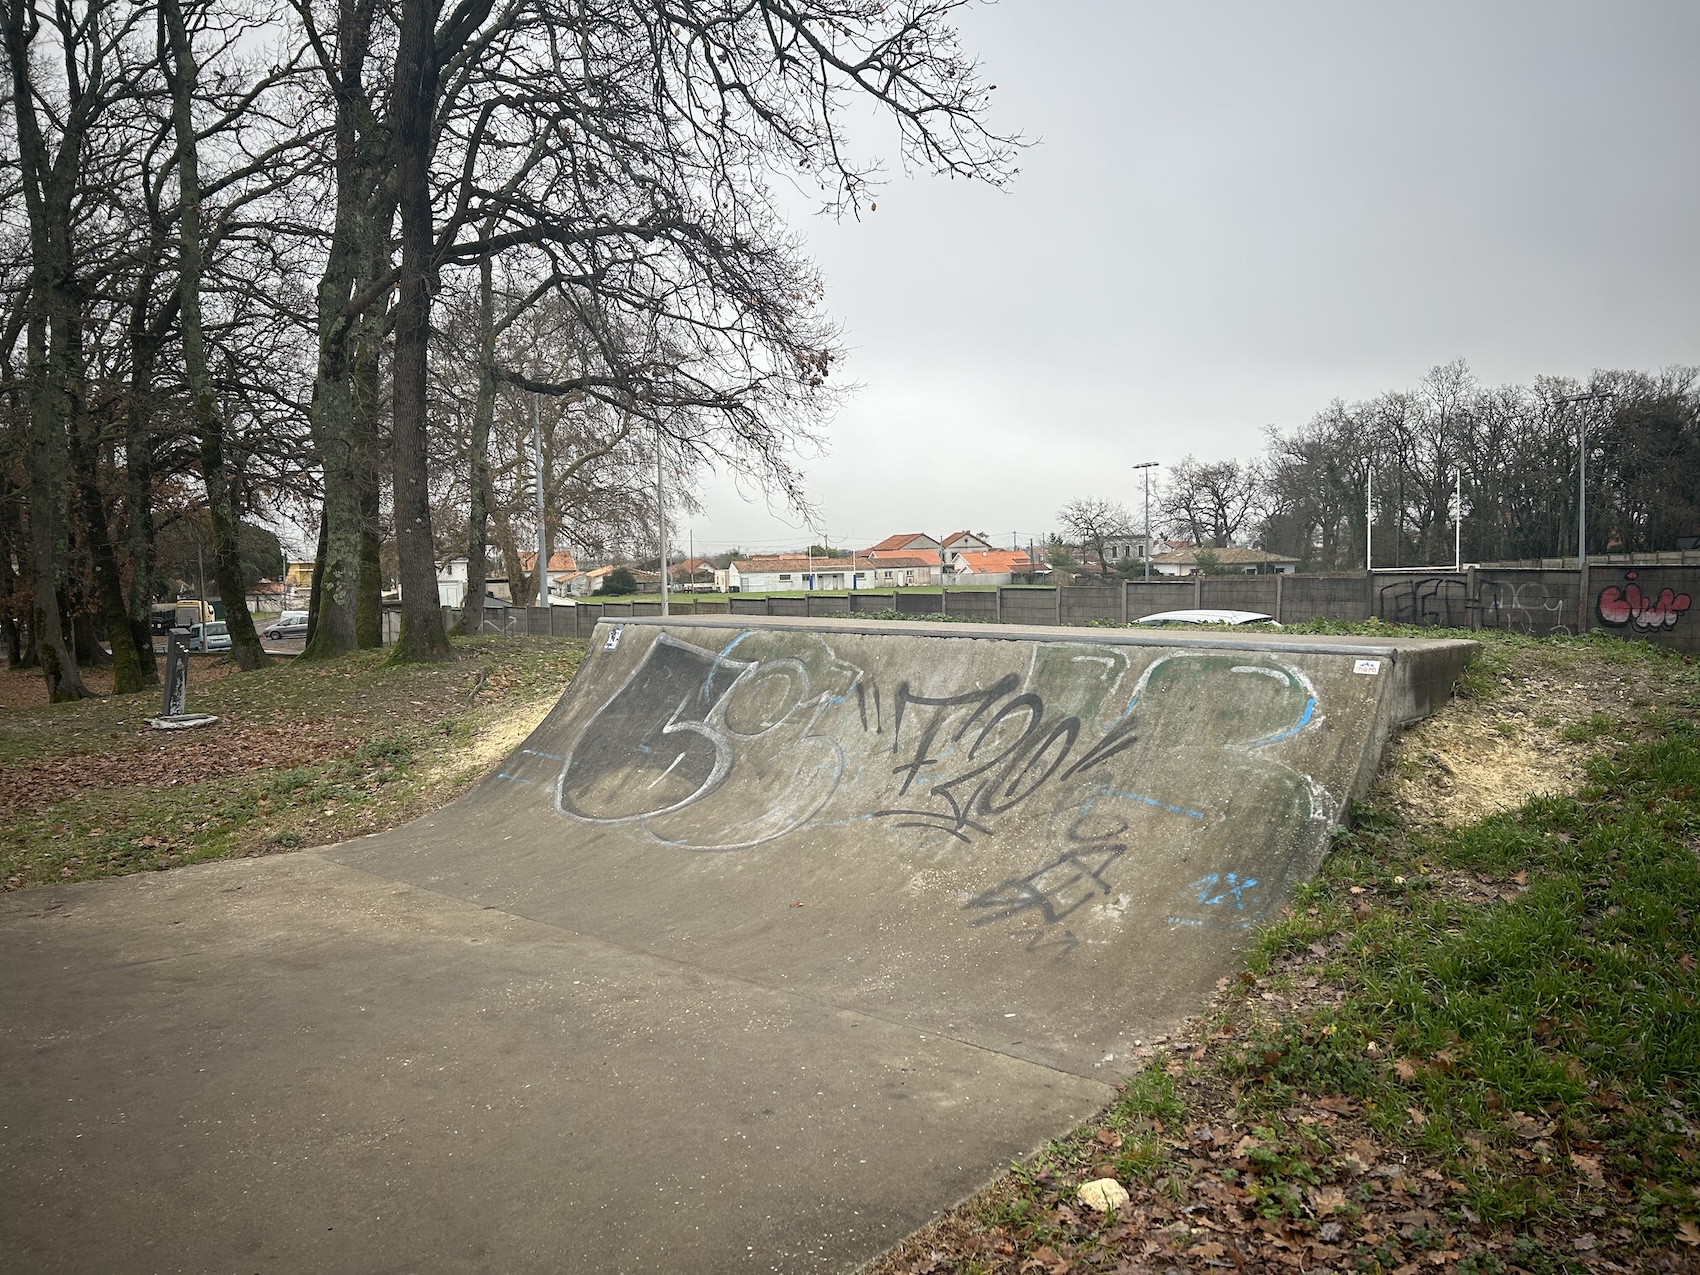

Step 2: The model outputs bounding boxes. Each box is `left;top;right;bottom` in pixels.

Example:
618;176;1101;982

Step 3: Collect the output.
414;562;1700;656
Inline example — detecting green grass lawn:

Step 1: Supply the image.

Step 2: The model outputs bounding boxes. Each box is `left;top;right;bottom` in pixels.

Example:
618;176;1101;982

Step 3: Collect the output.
1;636;584;889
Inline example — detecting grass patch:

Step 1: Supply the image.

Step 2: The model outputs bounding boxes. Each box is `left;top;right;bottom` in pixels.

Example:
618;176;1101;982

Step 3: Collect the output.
1;636;585;889
1247;750;1700;1228
872;633;1700;1275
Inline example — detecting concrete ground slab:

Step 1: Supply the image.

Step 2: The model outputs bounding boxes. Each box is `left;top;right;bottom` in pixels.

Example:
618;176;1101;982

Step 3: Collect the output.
1;853;1109;1273
0;618;1476;1273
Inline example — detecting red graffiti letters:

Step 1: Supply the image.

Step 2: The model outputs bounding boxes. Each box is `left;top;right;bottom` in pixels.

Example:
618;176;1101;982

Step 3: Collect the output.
1596;572;1692;632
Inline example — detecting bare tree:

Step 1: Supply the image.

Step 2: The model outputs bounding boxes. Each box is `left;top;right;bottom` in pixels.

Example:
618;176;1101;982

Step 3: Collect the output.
1056;497;1134;577
1161;456;1262;549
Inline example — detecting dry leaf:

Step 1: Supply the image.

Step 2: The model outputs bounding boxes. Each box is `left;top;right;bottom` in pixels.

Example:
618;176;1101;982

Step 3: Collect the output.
1393;1057;1420;1082
1406;1105;1427;1126
1678;1219;1700;1247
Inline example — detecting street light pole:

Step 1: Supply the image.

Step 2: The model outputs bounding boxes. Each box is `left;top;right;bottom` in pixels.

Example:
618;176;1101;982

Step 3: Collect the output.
1556;391;1615;567
1132;462;1159;580
656;428;668;617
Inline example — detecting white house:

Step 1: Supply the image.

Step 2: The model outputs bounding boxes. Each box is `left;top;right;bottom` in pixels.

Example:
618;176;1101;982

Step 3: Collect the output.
940;530;995;570
864;531;942;558
727;555;873;592
436;557;471;608
857;554;939;587
1149;547;1299;576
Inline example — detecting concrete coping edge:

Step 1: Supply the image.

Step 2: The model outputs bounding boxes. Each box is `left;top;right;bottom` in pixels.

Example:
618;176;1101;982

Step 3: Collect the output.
595;614;1479;663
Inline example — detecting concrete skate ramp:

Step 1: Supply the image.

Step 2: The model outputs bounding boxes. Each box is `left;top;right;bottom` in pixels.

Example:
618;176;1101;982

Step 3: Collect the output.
334;617;1472;1075
0;618;1475;1275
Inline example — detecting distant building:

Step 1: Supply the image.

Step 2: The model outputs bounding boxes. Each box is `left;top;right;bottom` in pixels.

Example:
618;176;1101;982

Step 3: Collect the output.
951;549;1032;585
519;550;581;602
857;554;939;588
1150;547;1299;576
245;578;287;613
436;557;471;607
283;560;315;609
726;555;872;592
940;530;995;571
864;532;942;557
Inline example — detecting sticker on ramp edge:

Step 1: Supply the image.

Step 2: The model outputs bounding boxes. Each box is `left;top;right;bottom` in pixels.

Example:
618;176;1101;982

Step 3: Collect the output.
603;625;624;651
1353;658;1382;675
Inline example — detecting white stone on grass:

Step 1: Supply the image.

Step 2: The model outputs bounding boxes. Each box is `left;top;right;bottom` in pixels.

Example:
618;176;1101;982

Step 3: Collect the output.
1077;1178;1129;1212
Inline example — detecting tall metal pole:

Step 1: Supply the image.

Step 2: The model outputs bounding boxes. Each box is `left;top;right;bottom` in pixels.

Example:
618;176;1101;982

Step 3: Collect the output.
1577;410;1587;569
531;377;547;607
656;429;668;617
1133;462;1159;580
1556;391;1614;567
1365;466;1373;572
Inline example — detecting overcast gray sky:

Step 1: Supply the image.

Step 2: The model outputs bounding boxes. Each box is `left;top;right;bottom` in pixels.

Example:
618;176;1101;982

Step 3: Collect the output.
683;0;1700;558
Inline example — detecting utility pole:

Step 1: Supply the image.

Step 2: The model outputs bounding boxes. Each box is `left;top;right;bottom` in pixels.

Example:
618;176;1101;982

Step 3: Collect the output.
1454;470;1462;572
1133;462;1159;580
1366;466;1373;572
1556;391;1615;567
531;357;547;608
656;429;668;616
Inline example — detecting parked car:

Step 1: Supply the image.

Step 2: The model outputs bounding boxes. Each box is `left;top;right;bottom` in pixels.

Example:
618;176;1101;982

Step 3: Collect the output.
264;614;310;641
1132;609;1280;627
186;621;232;652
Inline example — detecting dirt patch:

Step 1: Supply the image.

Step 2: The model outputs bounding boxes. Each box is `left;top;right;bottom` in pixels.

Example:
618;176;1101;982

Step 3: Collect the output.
1378;651;1665;828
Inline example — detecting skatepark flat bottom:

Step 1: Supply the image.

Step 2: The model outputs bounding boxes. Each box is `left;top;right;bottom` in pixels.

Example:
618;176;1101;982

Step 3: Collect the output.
0;618;1476;1273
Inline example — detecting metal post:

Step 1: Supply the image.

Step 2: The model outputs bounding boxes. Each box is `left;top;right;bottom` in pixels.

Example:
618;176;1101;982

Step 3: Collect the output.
1133;461;1158;580
1557;391;1614;567
1365;466;1373;572
1454;470;1462;572
531;379;547;608
656;429;668;617
1578;412;1587;570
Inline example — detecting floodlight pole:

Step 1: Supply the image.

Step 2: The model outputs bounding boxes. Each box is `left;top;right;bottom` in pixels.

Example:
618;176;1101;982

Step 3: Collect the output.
656;427;668;617
1365;466;1373;572
1556;391;1616;568
1133;462;1159;580
1454;470;1462;572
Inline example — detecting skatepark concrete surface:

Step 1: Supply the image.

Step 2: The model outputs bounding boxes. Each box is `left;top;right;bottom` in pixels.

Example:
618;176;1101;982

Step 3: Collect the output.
1;617;1476;1274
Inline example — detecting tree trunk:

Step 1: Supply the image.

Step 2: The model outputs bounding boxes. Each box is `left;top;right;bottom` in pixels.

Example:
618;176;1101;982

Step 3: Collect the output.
5;0;92;700
68;406;146;691
0;480;23;666
307;508;328;643
122;278;163;684
301;0;387;663
458;251;497;635
492;506;532;606
353;332;384;649
161;0;268;671
385;0;450;662
352;207;391;650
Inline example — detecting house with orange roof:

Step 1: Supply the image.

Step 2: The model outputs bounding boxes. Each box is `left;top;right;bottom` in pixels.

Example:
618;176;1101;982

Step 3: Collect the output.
940;530;995;570
951;549;1032;585
864;532;941;557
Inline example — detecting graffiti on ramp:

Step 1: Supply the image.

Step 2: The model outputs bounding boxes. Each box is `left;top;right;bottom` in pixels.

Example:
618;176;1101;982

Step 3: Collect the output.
554;628;1339;942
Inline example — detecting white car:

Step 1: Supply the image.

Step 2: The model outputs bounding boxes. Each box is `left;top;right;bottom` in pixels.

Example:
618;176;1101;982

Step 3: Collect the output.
186;621;233;652
1132;609;1280;627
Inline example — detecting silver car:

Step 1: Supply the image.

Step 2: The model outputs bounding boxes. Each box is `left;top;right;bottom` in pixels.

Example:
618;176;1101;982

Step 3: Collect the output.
186;621;232;652
264;615;310;641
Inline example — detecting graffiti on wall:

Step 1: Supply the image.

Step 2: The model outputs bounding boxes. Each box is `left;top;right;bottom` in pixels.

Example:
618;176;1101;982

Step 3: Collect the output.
553;629;1336;943
1596;571;1692;633
1477;578;1574;636
1377;577;1469;628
